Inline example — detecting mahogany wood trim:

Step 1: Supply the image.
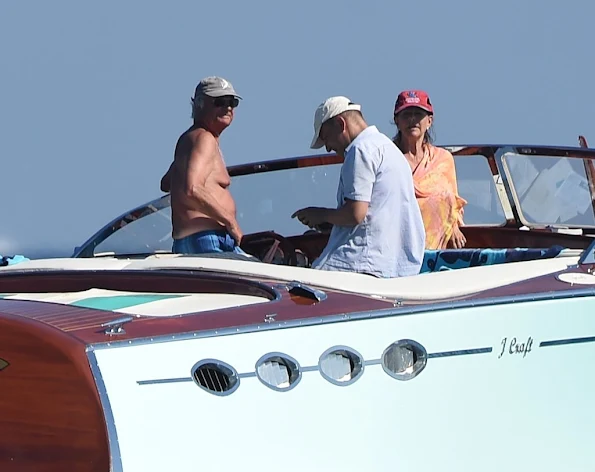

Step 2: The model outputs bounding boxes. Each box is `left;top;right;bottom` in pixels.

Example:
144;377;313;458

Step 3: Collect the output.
0;270;277;299
468;265;595;300
0;312;109;471
0;274;394;344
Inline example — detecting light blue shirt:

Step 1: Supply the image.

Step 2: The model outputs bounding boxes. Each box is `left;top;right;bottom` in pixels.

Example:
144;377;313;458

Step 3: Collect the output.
312;126;425;278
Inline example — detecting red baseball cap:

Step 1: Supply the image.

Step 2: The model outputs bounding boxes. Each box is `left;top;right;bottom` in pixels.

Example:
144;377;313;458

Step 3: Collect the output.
394;90;433;115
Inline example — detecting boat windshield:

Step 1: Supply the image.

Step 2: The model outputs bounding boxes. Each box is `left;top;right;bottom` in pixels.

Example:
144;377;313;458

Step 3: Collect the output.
89;154;506;257
503;152;595;228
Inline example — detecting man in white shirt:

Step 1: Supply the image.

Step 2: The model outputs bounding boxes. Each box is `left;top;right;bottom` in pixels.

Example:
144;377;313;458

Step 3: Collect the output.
292;96;425;278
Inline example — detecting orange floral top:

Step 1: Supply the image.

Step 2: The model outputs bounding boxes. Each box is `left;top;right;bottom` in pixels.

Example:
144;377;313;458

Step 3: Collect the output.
408;144;467;249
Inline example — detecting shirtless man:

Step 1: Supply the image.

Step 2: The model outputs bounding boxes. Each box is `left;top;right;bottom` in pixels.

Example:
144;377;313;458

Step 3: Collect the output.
160;76;247;255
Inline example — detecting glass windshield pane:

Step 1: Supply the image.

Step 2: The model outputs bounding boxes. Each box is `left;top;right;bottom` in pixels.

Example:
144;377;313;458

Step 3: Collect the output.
89;154;514;256
503;153;595;227
94;203;173;255
92;165;343;256
453;155;507;226
231;164;342;236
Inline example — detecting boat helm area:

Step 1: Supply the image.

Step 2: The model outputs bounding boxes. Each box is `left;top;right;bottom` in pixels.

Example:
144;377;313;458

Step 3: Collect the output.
73;144;595;274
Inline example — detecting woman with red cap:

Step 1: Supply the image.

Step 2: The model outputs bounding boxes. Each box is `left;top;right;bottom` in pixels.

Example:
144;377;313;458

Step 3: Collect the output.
392;90;467;249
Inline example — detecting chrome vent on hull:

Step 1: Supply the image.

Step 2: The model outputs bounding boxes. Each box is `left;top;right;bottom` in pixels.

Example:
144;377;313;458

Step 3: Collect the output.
191;360;239;396
186;340;431;396
381;339;428;381
318;346;364;386
255;353;301;392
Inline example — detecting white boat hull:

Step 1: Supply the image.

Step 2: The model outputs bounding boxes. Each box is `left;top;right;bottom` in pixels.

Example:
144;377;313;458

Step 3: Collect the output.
91;293;595;471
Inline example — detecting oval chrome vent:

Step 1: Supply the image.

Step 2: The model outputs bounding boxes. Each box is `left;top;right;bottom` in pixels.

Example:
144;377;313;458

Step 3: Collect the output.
255;353;301;392
381;339;427;381
191;359;239;396
318;346;364;386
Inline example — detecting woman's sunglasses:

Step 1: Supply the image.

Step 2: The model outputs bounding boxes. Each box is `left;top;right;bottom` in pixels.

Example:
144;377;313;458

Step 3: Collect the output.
213;96;240;109
396;108;430;120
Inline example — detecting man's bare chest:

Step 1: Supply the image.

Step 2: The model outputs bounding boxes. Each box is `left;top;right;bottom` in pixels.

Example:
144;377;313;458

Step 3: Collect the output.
209;157;231;188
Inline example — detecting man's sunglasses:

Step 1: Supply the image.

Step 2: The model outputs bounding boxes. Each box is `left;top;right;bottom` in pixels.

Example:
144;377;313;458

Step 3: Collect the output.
213;96;240;108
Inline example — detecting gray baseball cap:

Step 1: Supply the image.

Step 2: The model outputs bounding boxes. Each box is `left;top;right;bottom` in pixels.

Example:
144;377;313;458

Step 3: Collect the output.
194;76;242;99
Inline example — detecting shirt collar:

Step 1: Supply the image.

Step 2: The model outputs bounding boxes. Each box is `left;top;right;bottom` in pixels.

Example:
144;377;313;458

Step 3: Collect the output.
345;125;378;153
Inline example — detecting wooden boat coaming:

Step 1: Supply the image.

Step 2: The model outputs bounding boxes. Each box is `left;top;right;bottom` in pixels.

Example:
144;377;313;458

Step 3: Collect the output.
0;269;394;344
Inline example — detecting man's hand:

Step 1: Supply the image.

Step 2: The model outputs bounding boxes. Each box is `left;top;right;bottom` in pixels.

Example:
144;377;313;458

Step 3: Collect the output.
449;225;467;249
314;222;333;233
227;222;244;246
292;200;368;229
291;207;329;229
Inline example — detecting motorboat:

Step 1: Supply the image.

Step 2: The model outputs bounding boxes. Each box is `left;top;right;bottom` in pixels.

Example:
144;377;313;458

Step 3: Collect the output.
1;141;595;471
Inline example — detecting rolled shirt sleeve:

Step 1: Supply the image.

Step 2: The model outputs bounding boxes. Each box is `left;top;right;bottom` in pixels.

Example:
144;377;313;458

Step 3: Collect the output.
341;147;379;203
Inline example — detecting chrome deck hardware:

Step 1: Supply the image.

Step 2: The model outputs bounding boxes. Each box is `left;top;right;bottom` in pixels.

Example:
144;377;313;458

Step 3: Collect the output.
101;315;134;335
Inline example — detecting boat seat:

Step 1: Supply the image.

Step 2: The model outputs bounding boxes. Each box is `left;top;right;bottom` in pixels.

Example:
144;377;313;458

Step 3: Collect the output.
420;245;566;273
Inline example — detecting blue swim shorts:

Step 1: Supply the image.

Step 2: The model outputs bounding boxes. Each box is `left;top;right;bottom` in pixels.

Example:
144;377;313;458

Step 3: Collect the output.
172;229;249;256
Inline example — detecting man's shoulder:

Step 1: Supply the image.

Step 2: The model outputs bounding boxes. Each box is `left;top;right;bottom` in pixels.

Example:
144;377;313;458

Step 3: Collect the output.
350;126;393;149
347;127;398;161
179;127;218;155
184;127;216;144
174;128;219;165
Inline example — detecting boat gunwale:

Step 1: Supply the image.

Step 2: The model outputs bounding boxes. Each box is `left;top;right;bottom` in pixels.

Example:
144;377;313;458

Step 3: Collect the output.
85;282;595;351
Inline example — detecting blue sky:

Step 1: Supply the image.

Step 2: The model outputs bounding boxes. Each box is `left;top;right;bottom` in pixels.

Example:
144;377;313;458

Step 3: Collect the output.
1;0;593;257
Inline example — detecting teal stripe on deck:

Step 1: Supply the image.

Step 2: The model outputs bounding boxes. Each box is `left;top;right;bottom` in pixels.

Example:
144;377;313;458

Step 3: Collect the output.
71;294;186;310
